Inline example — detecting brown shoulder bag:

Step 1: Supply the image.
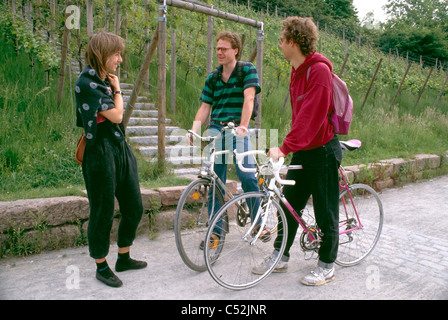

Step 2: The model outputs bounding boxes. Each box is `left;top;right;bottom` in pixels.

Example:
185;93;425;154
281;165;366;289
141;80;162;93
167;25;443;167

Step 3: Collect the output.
75;135;86;164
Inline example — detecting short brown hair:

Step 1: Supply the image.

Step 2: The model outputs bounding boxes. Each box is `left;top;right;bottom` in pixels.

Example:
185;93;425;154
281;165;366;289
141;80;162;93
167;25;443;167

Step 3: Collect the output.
216;31;242;60
282;17;318;56
85;31;125;78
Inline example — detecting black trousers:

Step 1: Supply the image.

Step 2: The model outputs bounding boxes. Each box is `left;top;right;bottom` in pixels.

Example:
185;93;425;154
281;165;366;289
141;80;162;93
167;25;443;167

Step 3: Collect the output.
82;125;143;260
274;136;342;264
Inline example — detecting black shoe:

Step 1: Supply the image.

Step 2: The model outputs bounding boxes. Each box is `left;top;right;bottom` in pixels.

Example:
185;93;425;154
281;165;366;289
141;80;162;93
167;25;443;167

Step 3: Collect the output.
96;270;123;288
115;258;147;272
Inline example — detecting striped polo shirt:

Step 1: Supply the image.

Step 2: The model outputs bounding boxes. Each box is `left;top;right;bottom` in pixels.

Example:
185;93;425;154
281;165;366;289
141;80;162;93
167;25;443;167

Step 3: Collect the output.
200;61;261;122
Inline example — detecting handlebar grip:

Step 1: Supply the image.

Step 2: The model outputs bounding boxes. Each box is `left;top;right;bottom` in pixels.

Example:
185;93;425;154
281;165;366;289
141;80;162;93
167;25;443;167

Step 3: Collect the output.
271;158;296;186
233;150;297;186
187;130;211;142
234;149;265;173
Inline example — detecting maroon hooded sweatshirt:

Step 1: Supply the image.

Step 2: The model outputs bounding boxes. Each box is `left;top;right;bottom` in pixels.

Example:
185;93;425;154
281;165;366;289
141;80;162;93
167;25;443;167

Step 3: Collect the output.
280;52;335;155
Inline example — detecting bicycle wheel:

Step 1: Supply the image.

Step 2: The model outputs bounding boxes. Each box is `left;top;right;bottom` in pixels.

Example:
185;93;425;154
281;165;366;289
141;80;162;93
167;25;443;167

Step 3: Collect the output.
336;184;384;266
174;178;227;272
204;192;288;290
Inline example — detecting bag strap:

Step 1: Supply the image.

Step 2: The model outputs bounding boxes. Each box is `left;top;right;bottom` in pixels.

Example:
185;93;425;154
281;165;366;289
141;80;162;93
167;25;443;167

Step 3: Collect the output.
212;61;246;90
303;62;335;117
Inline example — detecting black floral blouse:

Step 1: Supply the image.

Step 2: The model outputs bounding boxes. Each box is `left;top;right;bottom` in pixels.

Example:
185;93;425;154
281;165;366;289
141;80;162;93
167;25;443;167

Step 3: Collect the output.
75;65;125;146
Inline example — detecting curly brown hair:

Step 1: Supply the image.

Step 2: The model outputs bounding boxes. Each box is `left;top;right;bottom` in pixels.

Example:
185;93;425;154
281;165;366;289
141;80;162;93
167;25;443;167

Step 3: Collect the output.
216;31;242;60
282;17;318;56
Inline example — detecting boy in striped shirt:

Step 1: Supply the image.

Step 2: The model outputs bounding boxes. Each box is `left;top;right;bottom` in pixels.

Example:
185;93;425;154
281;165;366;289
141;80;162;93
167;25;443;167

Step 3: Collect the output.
188;31;263;242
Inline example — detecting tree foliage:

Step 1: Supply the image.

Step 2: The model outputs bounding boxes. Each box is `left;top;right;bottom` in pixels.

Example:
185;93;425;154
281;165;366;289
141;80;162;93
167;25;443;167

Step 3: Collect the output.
380;0;448;63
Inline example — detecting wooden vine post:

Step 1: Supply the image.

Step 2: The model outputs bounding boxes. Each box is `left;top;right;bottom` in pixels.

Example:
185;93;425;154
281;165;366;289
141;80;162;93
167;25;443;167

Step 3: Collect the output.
414;67;434;108
362;58;383;108
254;26;264;131
158;1;167;164
433;72;448;109
122;26;159;128
57;0;72;105
390;63;412;110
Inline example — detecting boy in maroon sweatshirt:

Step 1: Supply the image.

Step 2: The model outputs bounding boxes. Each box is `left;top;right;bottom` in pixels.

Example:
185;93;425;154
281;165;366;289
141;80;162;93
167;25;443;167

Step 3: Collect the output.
257;17;343;286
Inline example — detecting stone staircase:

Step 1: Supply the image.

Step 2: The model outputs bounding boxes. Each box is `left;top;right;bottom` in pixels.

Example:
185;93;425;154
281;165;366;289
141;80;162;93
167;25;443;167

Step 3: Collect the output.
120;83;203;174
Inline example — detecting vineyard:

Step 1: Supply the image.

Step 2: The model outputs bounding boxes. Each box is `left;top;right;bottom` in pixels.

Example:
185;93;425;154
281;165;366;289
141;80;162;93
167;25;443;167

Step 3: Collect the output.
0;0;447;200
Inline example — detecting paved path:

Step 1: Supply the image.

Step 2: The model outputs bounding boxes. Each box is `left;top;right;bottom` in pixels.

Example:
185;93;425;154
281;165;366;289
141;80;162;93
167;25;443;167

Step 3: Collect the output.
1;176;447;302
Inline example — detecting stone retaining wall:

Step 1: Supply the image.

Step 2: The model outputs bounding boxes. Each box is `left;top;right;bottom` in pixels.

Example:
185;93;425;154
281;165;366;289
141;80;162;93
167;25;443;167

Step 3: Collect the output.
0;153;446;257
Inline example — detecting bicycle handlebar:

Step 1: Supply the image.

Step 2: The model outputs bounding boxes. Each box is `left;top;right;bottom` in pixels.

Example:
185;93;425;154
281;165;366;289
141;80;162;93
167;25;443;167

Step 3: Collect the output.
234;150;297;186
187;122;260;142
187;130;213;142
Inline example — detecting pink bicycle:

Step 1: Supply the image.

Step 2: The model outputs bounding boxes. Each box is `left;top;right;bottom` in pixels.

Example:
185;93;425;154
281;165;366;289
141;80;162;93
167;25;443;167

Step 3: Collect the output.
204;139;384;290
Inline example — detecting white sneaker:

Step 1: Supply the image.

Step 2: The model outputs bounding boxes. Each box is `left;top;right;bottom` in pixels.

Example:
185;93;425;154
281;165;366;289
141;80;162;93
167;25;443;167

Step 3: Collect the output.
252;252;288;275
301;266;335;286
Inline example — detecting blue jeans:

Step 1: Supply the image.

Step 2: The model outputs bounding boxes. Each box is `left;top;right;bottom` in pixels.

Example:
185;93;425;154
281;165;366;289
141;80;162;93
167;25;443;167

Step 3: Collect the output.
206;122;260;235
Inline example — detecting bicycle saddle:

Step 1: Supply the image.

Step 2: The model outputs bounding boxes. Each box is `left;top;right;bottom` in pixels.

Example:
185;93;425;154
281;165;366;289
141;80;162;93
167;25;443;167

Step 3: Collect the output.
340;139;361;152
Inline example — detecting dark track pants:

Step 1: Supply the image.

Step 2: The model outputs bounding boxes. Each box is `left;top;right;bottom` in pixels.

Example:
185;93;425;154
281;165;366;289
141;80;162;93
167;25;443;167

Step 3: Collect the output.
82;127;143;260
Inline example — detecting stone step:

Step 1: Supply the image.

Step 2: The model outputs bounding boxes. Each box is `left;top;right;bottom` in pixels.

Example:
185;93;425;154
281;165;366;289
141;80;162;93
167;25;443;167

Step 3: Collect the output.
127;125;179;136
128;110;159;117
121;88;134;95
166;156;205;166
122;95;149;103
127;117;172;126
128;135;185;145
138;145;200;157
173;167;201;175
120;83;134;89
124;102;156;110
144;155;205;166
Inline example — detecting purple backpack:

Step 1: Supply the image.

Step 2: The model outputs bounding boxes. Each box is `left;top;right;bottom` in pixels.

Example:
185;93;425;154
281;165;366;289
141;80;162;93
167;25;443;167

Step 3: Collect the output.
307;66;353;135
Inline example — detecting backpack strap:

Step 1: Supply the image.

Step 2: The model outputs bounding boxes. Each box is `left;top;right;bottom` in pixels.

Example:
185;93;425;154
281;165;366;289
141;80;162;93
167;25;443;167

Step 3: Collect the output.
212;61;246;90
210;65;222;93
304;63;335;118
235;61;245;86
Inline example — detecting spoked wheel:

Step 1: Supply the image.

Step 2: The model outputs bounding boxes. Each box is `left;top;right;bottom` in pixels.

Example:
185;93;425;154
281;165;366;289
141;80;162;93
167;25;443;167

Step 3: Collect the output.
174;179;227;272
336;184;384;266
204;192;288;290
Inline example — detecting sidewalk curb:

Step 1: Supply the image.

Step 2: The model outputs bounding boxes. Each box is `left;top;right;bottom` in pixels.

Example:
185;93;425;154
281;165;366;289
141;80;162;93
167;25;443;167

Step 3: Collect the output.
0;152;446;257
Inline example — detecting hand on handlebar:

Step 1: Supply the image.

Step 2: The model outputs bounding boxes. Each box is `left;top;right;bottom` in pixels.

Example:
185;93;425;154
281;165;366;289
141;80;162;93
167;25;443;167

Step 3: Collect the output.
235;125;248;138
267;147;286;161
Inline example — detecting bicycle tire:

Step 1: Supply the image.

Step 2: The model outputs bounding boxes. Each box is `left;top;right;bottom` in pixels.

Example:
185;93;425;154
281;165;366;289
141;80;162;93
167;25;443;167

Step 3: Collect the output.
204;192;288;290
336;184;384;267
174;178;227;272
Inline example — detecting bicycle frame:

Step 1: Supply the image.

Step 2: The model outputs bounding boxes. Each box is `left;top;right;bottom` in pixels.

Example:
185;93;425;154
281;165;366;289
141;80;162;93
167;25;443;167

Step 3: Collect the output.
338;167;364;236
234;147;366;248
234;152;318;245
188;123;259;227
